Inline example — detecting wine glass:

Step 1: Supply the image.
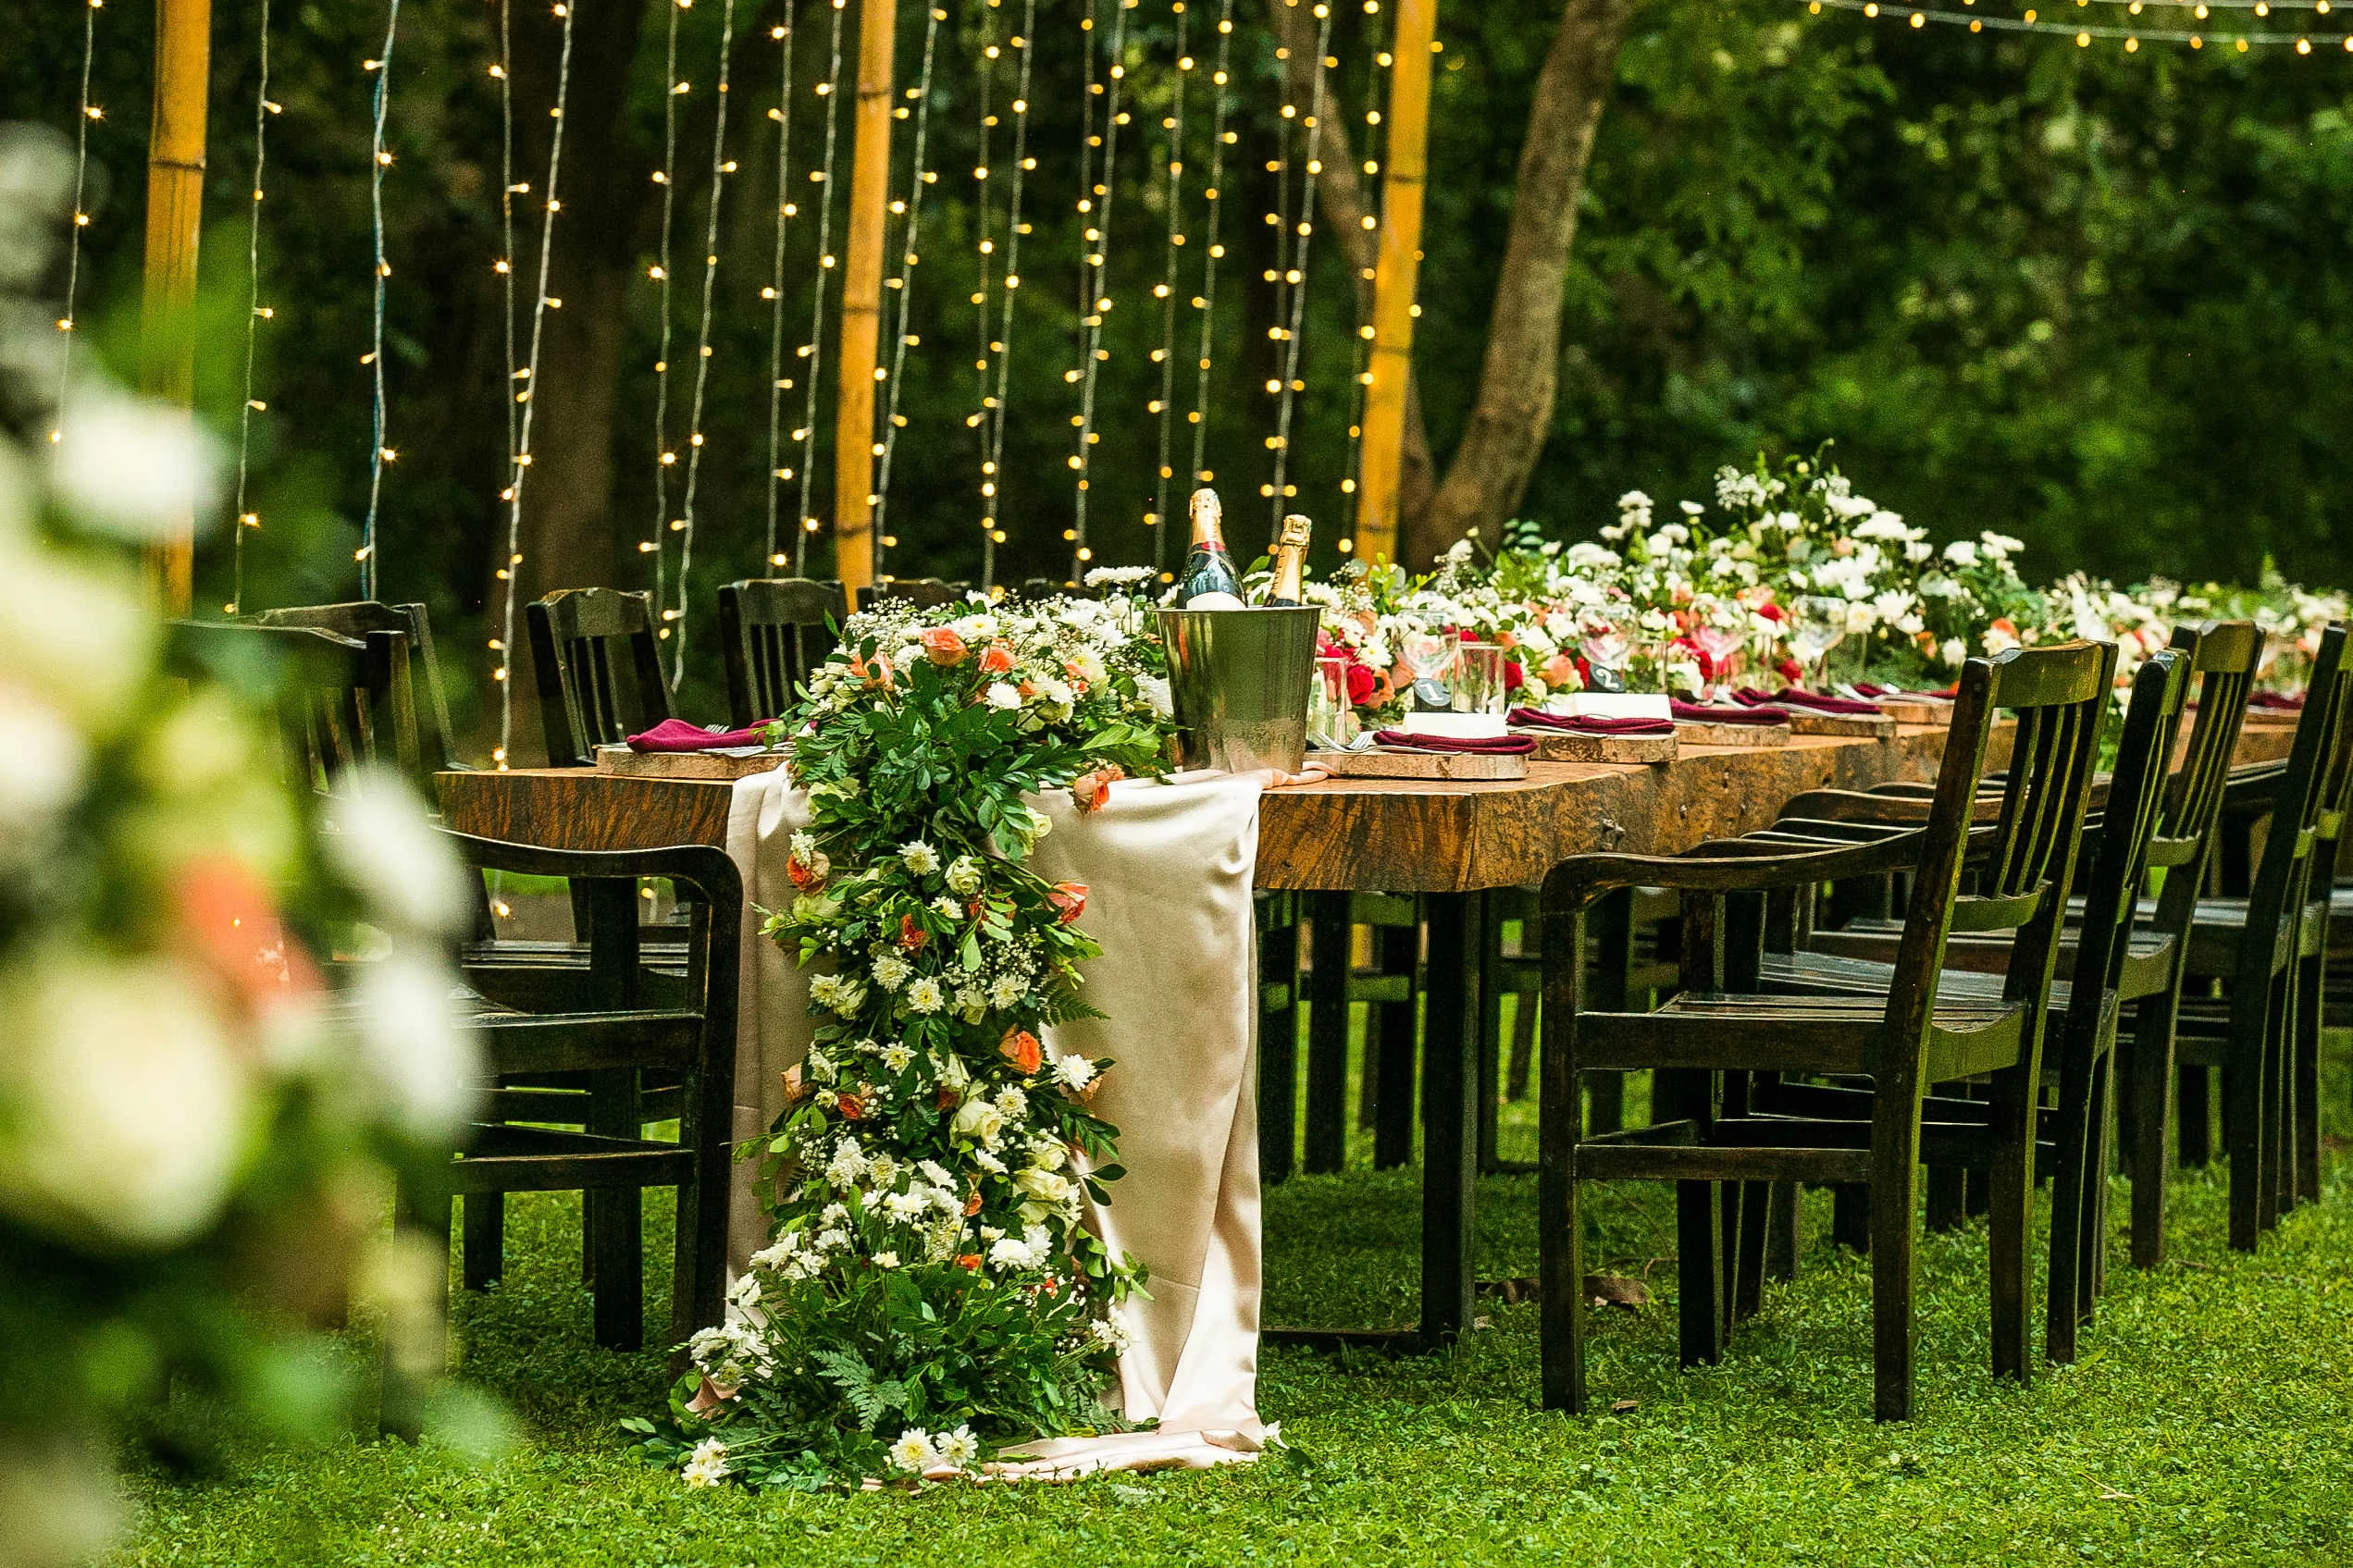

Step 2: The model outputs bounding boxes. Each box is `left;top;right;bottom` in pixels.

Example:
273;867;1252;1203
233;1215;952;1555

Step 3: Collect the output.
1789;595;1849;692
1690;623;1745;702
1399;620;1460;711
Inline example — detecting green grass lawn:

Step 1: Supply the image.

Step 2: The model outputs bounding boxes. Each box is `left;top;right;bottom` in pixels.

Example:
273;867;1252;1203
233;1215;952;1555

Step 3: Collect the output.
115;1042;2353;1567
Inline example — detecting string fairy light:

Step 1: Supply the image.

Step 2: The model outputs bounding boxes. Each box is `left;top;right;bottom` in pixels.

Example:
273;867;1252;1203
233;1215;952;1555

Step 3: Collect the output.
667;0;742;684
1068;0;1137;581
870;4;947;581
360;0;402;599
646;0;686;620
1339;0;1392;525
486;0;522;758
976;0;1041;589
51;0;104;449
1146;0;1194;574
1266;0;1335;537
490;0;577;768
1186;0;1238;511
761;14;799;571
793;0;851;572
964;0;1003;582
228;0;278;614
1799;0;2353;45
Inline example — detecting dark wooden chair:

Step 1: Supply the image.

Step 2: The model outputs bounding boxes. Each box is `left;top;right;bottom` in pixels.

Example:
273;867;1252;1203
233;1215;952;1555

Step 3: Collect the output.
168;620;421;793
716;577;846;729
385;832;739;1437
2171;622;2353;1249
1537;640;2112;1421
526;587;672;768
248;600;461;779
853;577;970;613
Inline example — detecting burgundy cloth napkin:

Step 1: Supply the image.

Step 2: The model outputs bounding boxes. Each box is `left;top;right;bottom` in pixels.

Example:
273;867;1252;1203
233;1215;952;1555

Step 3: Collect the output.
1737;685;1883;717
625;718;774;753
2249;690;2306;710
1670;698;1789;726
1508;707;1673;737
1371;729;1537;756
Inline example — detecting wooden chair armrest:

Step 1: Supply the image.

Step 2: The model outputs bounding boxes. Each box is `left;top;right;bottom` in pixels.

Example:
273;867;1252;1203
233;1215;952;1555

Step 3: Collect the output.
1544;830;1927;906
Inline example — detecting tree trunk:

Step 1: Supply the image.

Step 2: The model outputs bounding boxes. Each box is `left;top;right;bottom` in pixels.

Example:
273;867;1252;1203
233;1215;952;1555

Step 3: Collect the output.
1405;0;1638;567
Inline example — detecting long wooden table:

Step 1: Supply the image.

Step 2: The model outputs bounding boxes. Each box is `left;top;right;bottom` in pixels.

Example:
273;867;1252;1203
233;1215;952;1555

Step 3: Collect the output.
439;722;1999;1350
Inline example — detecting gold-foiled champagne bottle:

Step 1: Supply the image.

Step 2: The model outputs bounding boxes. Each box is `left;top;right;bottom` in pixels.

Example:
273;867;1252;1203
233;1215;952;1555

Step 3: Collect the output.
1263;512;1312;606
1178;488;1246;608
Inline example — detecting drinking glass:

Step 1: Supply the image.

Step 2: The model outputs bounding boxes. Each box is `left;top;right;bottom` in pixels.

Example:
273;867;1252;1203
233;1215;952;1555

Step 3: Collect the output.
1451;642;1508;717
1691;623;1745;701
1309;655;1356;746
1789;595;1849;691
1399;621;1460;710
1580;628;1631;694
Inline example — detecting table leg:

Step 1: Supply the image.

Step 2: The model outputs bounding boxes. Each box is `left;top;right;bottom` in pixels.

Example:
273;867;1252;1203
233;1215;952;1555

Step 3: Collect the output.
1419;891;1482;1350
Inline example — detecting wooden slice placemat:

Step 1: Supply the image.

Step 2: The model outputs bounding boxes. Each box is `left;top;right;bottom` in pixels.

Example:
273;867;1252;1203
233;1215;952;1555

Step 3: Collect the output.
1517;729;1677;765
1675;718;1791;748
1309;747;1529;781
594;744;791;781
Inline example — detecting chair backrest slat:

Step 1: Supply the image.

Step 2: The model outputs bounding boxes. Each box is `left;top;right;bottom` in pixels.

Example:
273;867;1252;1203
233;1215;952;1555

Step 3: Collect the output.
717;577;846;728
2070;647;2192;1010
2235;622;2353;990
168;620;421;793
526;588;673;767
250;599;460;772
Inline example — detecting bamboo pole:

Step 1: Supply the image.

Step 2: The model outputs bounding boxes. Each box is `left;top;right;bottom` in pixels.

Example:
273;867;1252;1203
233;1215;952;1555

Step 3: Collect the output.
139;0;212;616
832;0;898;600
1352;0;1435;567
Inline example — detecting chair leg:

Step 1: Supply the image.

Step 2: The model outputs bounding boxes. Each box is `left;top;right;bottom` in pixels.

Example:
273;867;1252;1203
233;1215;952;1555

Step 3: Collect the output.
1505;983;1537;1103
1677;1179;1724;1368
1304;894;1351;1175
2223;1054;2264;1253
1923;1161;1967;1233
1257;915;1300;1187
461;1191;505;1291
590;1187;644;1350
1870;1111;1920;1423
1832;1182;1871;1253
1730;1180;1769;1325
382;1177;452;1443
2177;1062;2211;1167
1986;1063;2036;1386
1371;920;1419;1170
2044;1031;2101;1365
2258;968;2291;1237
1539;904;1586;1414
1764;1179;1800;1282
2293;948;2323;1207
2124;990;2178;1268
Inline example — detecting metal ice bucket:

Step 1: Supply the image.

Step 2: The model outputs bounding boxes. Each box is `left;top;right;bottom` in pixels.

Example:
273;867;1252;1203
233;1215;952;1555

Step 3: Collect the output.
1156;605;1321;774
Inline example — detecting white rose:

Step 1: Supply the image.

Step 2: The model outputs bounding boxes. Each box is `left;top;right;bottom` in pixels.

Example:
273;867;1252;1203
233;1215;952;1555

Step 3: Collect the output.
0;953;253;1247
951;1097;1006;1145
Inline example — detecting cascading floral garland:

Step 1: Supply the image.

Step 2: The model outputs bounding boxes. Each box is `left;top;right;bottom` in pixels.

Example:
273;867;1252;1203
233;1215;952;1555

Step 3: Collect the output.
631;584;1175;1489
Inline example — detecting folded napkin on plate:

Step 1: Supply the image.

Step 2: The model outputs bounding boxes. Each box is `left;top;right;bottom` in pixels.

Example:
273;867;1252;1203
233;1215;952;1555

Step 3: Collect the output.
1736;685;1883;717
2248;691;2306;710
1670;698;1789;726
1370;729;1537;756
1853;682;1955;702
625;718;775;753
1507;707;1673;737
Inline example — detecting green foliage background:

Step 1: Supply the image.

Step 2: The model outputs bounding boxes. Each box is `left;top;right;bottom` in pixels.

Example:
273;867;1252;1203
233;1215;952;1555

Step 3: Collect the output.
8;0;2353;739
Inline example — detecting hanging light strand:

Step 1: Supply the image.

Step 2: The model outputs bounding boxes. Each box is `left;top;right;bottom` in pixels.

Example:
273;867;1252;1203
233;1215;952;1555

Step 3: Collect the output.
1146;0;1193;573
1340;0;1391;518
360;0;402;599
761;16;799;570
981;0;1040;589
1187;0;1236;492
871;4;947;579
668;0;740;685
492;0;576;770
1068;0;1135;580
646;0;686;617
228;0;275;614
965;0;1002;581
1267;0;1335;533
794;0;851;570
1802;0;2351;46
51;0;104;448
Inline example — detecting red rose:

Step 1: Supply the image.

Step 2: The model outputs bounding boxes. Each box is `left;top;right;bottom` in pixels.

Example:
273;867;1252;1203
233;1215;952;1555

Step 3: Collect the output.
1046;882;1088;925
1777;657;1804;684
1504;661;1525;693
786;854;825;891
1753;599;1785;623
1344;660;1376;707
898;914;928;951
999;1026;1044;1075
921;626;969;666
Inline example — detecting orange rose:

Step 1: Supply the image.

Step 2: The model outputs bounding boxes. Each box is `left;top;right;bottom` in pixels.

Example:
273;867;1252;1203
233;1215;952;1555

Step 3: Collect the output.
921;626;970;665
836;1092;866;1121
1071;764;1125;813
963;1190;984;1217
957;1253;983;1270
936;1085;961;1110
978;642;1015;676
782;1065;811;1103
898;914;928;951
1061;659;1092;692
786;853;826;891
999;1026;1044;1076
1046;882;1088;925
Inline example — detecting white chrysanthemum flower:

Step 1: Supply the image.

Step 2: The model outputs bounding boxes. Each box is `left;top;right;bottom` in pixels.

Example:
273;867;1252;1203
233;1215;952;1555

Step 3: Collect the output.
1942;538;1979;568
1053;1052;1096;1093
888;1428;938;1473
934;1425;981;1467
988;1236;1037;1270
872;1250;901;1270
881;1043;916;1072
872;952;913;992
1082;565;1154;589
681;1438;731;1487
985;682;1022;710
932;895;964;922
788;830;820;863
884;1189;927;1222
985;973;1027;1009
995;1086;1028;1118
906;977;946;1014
900;840;942;876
